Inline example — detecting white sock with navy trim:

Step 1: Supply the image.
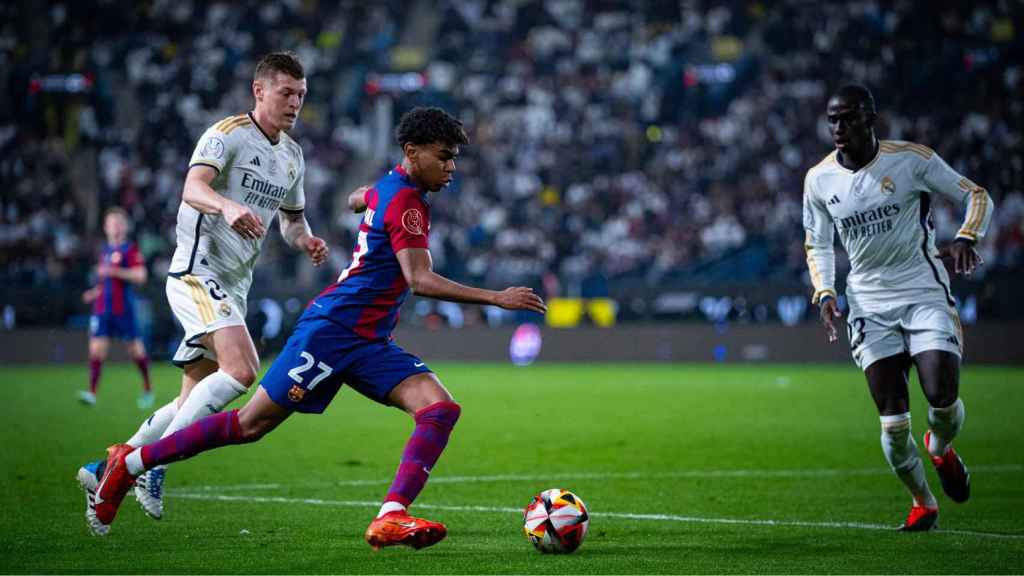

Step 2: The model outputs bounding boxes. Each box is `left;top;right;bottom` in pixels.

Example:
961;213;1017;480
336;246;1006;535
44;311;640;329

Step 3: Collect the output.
160;370;248;439
127;400;179;447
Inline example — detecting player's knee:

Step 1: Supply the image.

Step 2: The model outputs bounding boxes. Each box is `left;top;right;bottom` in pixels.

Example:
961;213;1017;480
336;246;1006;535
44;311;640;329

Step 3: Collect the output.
415;400;461;429
223;364;257;387
924;389;958;409
238;416;273;442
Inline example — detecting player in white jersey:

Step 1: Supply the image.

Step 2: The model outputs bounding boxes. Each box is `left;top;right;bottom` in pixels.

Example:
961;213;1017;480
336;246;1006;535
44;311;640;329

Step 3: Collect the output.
78;52;328;535
803;85;993;532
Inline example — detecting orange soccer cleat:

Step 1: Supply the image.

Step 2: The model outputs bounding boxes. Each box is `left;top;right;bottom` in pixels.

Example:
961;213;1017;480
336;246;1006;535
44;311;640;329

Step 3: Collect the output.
365;511;448;550
86;444;137;536
924;431;970;503
897;503;938;532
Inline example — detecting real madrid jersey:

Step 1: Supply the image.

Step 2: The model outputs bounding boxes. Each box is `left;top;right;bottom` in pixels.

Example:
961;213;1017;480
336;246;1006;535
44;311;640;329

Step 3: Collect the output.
169;113;305;299
802;140;993;313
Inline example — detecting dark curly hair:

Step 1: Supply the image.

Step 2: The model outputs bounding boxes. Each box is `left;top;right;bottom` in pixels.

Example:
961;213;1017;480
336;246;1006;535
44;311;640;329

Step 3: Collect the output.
395;107;469;147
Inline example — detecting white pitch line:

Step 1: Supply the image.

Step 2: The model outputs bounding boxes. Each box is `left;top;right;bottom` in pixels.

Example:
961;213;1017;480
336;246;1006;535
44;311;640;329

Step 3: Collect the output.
168;492;1024;541
168;464;1024;493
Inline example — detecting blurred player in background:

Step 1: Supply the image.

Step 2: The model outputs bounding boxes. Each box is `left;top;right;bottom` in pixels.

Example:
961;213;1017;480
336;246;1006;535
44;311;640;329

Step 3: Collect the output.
77;51;328;531
86;107;546;549
803;85;993;531
78;207;152;408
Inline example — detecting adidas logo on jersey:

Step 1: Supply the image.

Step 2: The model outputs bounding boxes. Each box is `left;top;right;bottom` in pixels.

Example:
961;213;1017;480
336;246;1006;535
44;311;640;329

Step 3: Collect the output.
828;195;841;206
250;156;261;167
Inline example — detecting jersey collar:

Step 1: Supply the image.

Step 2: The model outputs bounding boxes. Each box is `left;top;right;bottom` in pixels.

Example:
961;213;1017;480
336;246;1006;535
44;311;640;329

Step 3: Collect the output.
248;111;280;146
393;164;430;201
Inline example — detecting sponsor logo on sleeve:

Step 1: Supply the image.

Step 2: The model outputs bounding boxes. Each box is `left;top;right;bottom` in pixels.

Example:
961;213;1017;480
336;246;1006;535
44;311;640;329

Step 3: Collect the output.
402;208;424;235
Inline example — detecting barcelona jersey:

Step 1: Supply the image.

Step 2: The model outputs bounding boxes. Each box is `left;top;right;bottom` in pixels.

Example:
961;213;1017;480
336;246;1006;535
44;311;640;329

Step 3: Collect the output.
307;165;430;340
90;242;144;340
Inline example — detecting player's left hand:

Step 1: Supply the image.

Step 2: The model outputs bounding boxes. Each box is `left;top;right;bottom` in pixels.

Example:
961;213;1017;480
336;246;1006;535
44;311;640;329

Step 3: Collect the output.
947;239;983;276
303;236;329;266
96;264;112;278
495;287;547;314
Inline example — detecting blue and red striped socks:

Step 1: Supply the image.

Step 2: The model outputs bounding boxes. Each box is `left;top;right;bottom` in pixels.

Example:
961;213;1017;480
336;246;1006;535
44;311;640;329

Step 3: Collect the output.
134;355;151;392
89;357;102;394
383;401;461;507
137;409;245;471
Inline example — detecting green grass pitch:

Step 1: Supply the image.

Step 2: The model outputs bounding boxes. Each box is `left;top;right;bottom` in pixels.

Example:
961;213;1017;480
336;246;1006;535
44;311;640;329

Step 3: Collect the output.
1;362;1022;574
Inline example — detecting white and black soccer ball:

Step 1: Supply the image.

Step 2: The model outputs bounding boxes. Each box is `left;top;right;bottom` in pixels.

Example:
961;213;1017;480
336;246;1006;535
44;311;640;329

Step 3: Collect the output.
523;488;589;553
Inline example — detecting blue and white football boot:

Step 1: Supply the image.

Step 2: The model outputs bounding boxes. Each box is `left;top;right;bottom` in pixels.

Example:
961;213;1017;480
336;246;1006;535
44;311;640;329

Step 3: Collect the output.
134;466;166;520
76;460;105;535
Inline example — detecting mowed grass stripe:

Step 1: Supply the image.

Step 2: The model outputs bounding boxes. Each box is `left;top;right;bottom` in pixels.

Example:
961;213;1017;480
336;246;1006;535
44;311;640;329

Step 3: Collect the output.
168;464;1024;492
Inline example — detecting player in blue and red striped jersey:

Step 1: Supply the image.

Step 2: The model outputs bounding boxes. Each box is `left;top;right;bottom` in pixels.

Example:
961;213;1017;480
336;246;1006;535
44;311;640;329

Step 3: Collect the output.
88;107;547;548
78;207;153;409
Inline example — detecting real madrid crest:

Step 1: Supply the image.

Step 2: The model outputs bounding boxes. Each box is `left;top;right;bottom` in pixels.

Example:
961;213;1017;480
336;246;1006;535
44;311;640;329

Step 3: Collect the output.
219;302;232;318
880;175;895;196
288;162;296;182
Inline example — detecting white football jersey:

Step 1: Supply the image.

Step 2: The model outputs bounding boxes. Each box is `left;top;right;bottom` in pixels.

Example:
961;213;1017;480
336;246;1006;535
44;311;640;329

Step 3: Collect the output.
169;113;305;299
803;140;993;314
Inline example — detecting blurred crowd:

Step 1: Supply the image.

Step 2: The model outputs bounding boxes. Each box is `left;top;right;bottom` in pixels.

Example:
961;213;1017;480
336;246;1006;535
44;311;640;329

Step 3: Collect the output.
2;0;1022;306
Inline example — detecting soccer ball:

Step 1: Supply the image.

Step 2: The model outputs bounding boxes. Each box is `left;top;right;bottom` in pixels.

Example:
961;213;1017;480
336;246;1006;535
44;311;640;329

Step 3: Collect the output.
523;488;589;553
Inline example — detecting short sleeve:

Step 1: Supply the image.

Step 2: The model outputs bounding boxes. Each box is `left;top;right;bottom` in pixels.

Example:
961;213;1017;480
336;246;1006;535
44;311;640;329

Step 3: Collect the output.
189;124;235;173
383;189;430;252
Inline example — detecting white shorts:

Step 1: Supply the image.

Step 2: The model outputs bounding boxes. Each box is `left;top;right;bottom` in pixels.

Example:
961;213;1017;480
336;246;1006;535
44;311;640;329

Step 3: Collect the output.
166;273;247;367
846;301;963;370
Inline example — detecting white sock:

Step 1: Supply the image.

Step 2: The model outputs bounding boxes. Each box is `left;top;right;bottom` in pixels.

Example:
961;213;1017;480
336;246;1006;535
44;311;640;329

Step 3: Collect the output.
126;448;145;476
927;398;965;458
126;400;179;447
160;370;248;439
377;501;406;518
880;413;937;508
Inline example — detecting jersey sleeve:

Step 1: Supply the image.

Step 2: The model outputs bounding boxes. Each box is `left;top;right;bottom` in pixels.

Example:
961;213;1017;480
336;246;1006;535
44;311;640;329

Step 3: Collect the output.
918;151;994;242
383;189;430;252
281;142;306;213
189;122;238;173
802;172;837;304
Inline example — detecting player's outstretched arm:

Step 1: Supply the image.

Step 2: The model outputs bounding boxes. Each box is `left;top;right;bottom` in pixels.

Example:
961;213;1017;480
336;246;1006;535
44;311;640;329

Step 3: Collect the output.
348;185;371;213
396;247;547;313
183;165;265;239
278;210;328;266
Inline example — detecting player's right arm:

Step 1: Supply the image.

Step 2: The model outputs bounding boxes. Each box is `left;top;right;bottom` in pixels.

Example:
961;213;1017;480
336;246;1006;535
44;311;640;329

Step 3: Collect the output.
803;170;841;342
185;122;265;239
348;185;371;213
183;165;265;239
395;248;547;313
